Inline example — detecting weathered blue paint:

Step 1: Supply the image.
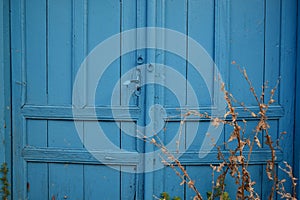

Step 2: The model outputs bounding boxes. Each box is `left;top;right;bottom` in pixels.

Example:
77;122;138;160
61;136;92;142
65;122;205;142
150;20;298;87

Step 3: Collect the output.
0;0;11;199
278;1;297;199
151;0;297;199
295;0;300;198
10;0;27;198
144;1;156;199
11;0;144;199
4;0;299;199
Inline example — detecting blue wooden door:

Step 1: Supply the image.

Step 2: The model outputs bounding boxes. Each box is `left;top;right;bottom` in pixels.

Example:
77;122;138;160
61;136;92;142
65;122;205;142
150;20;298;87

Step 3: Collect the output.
11;0;146;199
10;0;297;200
150;0;297;199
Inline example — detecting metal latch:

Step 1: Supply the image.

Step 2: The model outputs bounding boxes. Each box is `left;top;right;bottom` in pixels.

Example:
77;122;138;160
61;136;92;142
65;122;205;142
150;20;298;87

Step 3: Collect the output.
123;68;141;96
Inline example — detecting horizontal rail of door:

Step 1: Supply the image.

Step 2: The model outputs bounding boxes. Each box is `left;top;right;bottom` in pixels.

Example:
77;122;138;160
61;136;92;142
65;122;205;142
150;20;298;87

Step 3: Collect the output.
21;105;284;121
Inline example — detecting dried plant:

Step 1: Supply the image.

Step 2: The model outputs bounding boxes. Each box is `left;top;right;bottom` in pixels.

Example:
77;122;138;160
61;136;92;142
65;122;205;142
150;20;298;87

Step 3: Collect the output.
0;163;9;200
141;135;203;200
147;66;297;200
277;162;298;199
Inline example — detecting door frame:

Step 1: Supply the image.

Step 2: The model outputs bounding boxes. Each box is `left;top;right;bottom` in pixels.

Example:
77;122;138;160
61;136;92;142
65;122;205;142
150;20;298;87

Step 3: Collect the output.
0;0;11;199
295;0;300;197
2;0;300;199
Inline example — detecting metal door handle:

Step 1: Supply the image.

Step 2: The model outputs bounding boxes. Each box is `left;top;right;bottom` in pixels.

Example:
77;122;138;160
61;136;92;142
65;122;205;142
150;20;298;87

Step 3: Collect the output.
123;68;141;96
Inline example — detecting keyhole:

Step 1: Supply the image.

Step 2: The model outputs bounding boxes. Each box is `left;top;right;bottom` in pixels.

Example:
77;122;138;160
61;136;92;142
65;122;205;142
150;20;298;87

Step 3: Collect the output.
135;85;141;96
137;56;144;64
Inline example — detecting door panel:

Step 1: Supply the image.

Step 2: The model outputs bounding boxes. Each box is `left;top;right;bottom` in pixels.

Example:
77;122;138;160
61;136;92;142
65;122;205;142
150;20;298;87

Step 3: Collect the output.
152;0;296;199
12;0;144;199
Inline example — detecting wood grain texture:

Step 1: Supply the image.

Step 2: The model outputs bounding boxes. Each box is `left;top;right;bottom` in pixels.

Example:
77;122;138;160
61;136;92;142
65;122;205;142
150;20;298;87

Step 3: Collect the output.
0;0;11;198
8;0;298;199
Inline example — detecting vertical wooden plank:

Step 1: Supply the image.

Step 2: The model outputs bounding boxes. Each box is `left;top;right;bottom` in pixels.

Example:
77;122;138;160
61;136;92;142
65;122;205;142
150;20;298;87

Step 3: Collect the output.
214;1;230;155
144;0;157;198
164;0;187;107
84;165;120;199
86;0;120;51
278;0;297;195
72;0;87;80
164;122;185;152
11;0;27;198
135;1;147;198
214;0;230;89
221;171;238;199
163;166;185;199
0;0;5;165
153;1;187;197
27;163;48;199
229;0;265;106
154;1;187;198
49;163;83;200
187;0;214;106
295;1;300;197
186;121;210;152
186;121;223;152
25;0;47;105
121;166;136;200
27;119;48;199
0;0;11;198
23;3;47;200
0;0;8;160
87;0;120;106
84;121;120;150
120;0;145;188
48;120;83;149
121;122;136;151
264;0;281;103
188;0;214;58
153;167;163;199
185;166;213;200
27;119;47;147
262;163;278;200
154;0;165;107
121;0;137;106
48;0;73;105
150;7;168;191
185;122;198;152
72;0;88;107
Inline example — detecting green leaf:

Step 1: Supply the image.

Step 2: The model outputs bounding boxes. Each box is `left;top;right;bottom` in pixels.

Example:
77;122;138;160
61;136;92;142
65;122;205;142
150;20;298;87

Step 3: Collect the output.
160;192;170;200
172;196;181;200
222;192;231;200
206;191;212;200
